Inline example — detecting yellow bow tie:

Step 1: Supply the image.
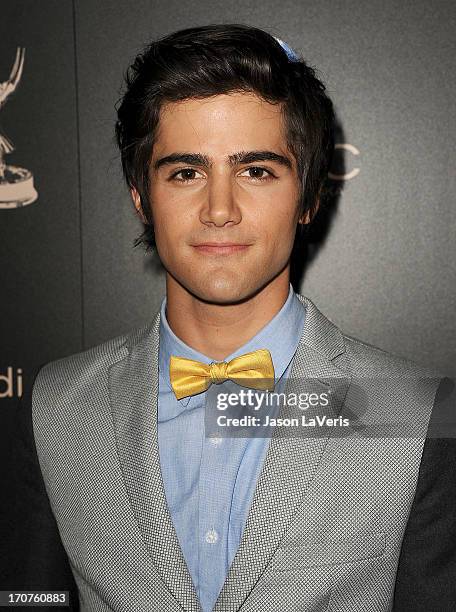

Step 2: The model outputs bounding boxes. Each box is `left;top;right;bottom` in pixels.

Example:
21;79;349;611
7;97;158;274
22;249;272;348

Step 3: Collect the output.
169;349;275;400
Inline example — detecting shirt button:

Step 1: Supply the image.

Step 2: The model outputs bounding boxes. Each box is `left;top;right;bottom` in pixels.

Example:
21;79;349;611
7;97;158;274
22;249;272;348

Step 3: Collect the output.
209;436;223;446
205;529;218;544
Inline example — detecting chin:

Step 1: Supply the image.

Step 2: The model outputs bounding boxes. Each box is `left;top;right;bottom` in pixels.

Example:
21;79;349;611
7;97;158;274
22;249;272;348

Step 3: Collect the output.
194;270;286;305
191;276;256;305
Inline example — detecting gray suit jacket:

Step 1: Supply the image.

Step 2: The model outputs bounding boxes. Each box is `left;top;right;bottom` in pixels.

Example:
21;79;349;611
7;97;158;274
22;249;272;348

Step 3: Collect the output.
27;294;446;611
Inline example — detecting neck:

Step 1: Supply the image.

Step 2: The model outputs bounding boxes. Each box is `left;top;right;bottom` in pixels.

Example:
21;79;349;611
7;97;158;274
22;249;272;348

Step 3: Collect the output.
165;269;291;361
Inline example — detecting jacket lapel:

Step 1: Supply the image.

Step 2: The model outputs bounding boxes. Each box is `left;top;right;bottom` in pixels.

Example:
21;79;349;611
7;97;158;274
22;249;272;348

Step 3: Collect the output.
108;313;201;612
213;294;352;611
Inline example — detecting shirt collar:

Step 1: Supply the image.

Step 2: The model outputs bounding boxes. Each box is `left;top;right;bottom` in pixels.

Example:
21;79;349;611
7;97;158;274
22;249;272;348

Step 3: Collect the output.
158;283;306;406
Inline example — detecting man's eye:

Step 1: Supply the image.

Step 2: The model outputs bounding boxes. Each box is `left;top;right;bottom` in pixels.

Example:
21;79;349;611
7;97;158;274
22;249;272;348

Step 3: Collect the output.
171;168;202;182
239;167;274;180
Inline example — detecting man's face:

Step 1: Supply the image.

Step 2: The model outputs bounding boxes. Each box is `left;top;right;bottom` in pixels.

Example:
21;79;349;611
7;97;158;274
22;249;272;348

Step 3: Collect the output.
143;92;302;304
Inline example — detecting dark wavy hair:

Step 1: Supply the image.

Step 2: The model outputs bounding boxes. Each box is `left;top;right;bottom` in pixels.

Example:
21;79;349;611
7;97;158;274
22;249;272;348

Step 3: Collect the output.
115;24;335;251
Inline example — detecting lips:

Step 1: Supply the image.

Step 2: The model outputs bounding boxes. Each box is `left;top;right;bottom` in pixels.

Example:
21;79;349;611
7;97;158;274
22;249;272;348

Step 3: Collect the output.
192;242;251;254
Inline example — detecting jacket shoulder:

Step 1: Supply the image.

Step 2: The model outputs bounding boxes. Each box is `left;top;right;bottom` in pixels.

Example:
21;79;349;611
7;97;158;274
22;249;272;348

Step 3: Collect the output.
342;332;442;379
32;323;150;403
296;293;442;379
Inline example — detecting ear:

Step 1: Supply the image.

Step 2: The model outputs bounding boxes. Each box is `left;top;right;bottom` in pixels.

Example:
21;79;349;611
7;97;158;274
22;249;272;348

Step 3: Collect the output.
298;211;310;225
298;194;321;225
130;187;147;224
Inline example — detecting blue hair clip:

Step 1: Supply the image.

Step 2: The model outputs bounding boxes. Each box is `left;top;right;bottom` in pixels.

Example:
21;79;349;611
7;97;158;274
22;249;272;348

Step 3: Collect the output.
274;37;299;62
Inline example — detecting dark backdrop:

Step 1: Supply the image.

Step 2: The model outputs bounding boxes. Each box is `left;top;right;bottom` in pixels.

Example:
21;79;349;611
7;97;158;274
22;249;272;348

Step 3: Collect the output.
1;1;455;450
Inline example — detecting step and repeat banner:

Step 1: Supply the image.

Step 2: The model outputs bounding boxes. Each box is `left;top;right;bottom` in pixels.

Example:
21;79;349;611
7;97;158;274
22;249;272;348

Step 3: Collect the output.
1;0;455;456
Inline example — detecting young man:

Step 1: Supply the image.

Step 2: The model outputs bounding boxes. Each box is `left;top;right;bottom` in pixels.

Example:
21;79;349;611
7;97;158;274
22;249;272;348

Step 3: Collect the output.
4;23;456;612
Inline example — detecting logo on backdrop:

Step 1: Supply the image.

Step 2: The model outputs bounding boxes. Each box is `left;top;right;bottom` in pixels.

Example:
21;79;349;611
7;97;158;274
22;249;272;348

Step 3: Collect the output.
329;143;360;181
0;47;38;209
0;367;23;399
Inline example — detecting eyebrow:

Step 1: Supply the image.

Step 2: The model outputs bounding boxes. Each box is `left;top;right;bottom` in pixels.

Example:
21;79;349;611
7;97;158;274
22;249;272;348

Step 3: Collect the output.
152;150;293;171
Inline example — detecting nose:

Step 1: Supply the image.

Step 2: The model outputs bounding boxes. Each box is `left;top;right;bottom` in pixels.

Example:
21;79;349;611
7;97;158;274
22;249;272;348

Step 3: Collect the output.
199;172;241;227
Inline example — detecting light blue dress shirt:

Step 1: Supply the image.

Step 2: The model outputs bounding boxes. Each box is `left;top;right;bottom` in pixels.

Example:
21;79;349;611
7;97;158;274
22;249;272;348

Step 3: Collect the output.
157;284;306;611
